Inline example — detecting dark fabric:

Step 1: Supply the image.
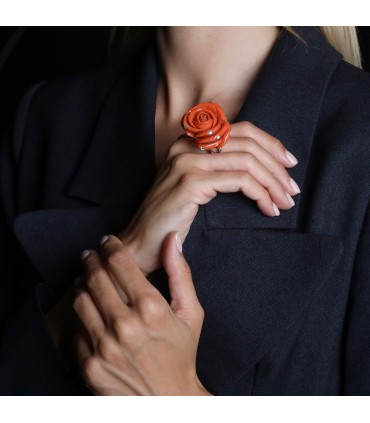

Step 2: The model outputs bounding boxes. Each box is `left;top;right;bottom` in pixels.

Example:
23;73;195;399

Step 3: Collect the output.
0;27;369;395
0;27;112;140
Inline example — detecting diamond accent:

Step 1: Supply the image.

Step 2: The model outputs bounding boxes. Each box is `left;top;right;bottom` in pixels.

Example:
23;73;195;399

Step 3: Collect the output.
208;130;213;135
200;147;205;151
215;135;221;140
183;124;188;129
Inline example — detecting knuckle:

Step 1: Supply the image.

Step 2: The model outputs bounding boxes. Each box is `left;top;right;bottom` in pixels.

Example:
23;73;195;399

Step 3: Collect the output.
263;177;278;192
240;120;254;134
260;188;271;202
166;137;184;160
96;338;114;360
273;175;286;192
271;137;284;151
167;140;181;160
178;172;196;188
137;293;165;322
262;169;279;186
113;315;140;342
111;315;126;338
275;161;287;174
73;292;85;312
81;356;101;382
87;269;105;290
267;161;289;184
239;171;252;184
170;153;188;172
107;248;129;268
241;151;254;167
242;136;257;148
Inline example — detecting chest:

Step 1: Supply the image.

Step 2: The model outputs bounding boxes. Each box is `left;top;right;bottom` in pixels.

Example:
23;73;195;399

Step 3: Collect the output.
154;121;182;171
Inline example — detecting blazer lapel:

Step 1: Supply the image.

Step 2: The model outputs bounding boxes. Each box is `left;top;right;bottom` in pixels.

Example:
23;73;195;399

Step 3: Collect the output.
66;47;158;211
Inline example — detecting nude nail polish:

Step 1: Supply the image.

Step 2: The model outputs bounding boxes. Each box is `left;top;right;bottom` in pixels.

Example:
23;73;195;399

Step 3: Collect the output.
286;192;295;207
272;202;280;216
100;235;109;245
81;250;91;260
285;150;298;165
289;177;301;194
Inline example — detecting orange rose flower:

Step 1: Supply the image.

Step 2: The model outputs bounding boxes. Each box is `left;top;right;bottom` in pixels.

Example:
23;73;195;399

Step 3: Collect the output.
181;102;231;152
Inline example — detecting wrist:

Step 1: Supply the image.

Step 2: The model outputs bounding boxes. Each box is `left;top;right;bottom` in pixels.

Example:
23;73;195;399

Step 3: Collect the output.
119;234;151;277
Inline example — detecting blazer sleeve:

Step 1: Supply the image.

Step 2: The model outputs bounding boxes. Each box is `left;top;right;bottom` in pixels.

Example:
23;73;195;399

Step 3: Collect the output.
343;200;370;395
0;84;85;395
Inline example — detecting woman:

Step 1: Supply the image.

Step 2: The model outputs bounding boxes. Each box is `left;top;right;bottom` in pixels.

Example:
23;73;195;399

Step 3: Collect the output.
0;26;369;395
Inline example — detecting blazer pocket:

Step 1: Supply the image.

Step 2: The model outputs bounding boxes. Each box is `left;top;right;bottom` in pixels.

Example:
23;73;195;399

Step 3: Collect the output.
183;225;344;395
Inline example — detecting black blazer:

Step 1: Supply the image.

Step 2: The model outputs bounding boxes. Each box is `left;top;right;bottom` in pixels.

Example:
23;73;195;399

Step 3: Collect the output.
0;27;369;395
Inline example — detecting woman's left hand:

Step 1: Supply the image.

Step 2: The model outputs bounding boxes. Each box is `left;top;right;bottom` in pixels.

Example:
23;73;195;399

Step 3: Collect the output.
73;232;211;396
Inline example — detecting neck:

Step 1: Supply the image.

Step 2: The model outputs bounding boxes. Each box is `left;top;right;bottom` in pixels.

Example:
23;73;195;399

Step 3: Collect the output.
155;26;280;123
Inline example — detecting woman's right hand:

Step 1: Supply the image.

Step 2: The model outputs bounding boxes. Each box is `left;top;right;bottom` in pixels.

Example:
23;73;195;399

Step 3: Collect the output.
119;121;300;276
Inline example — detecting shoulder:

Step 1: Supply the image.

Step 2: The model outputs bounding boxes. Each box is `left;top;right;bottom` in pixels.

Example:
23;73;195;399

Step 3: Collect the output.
322;59;370;129
12;56;138;162
18;58;129;120
327;59;370;109
319;59;370;175
32;59;130;105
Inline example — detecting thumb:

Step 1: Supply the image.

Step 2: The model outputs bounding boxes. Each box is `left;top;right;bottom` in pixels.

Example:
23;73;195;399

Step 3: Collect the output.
162;232;203;328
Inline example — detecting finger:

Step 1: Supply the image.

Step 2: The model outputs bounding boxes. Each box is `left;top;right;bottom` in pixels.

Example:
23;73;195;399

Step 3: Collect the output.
73;287;106;347
165;136;300;198
81;250;130;324
162;231;204;331
182;170;281;217
230;121;299;168
173;150;299;201
210;152;295;209
166;134;208;160
217;140;300;196
99;235;156;304
166;124;298;170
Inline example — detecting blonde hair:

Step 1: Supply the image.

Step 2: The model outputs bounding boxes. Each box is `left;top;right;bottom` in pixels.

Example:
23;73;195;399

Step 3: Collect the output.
284;26;362;69
110;27;362;69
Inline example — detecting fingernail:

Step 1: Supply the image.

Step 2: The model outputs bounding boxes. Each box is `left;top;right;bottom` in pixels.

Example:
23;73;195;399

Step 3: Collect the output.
100;235;109;245
175;232;183;253
286;192;295;207
81;250;91;261
289;177;301;194
285;150;298;165
272;202;280;216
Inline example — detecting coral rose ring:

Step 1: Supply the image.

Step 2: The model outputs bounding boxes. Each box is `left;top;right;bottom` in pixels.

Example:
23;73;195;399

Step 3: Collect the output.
181;101;232;153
